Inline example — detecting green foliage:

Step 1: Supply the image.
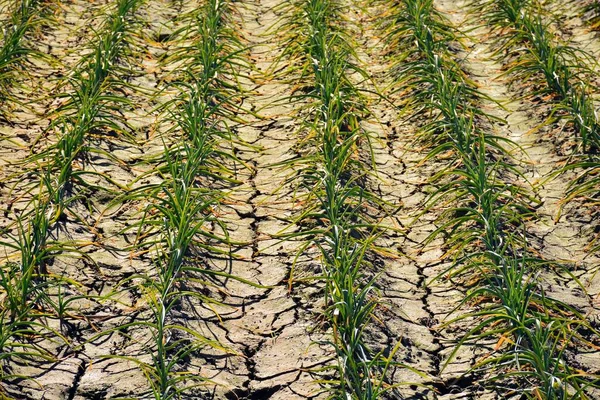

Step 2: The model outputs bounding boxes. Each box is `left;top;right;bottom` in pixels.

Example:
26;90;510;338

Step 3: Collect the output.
476;0;600;154
0;0;54;115
276;0;409;398
382;0;600;397
0;0;141;391
101;0;254;397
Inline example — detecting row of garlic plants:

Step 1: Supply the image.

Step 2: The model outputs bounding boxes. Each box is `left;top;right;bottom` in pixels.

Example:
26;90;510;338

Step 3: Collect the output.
0;0;52;112
106;0;252;398
0;0;141;392
474;0;600;154
381;0;599;398
474;0;600;239
278;0;402;398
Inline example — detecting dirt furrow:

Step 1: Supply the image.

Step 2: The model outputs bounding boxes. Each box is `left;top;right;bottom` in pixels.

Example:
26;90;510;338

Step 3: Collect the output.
209;0;332;398
347;2;494;398
552;0;600;61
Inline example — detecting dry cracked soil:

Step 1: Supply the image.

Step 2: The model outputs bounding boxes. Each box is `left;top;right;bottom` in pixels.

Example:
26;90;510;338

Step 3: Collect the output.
1;0;600;399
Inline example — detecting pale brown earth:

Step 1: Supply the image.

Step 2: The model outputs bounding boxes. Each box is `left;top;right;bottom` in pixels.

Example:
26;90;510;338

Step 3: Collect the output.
1;0;600;399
